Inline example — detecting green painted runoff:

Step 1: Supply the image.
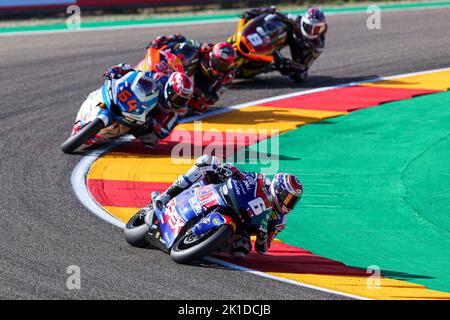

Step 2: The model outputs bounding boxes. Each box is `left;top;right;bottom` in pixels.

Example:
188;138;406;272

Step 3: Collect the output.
235;90;450;293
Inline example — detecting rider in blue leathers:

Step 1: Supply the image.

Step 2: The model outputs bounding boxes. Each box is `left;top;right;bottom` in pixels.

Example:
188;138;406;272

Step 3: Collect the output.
153;155;303;258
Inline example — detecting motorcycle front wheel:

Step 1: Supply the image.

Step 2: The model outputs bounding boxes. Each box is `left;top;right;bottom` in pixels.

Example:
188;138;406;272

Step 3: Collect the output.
170;224;233;264
124;209;151;248
61;118;105;154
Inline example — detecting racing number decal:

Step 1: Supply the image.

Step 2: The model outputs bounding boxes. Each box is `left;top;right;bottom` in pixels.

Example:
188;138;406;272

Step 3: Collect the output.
247;33;263;47
248;197;267;216
118;89;132;102
126;100;138;112
154;60;183;75
118;89;138;112
155;60;169;73
165;201;185;235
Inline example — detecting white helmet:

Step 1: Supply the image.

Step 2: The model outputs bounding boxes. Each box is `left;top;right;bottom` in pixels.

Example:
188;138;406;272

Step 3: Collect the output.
298;8;327;40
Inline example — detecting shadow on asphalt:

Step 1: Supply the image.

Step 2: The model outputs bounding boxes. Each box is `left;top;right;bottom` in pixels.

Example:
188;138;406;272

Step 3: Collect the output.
361;268;435;281
229;74;380;91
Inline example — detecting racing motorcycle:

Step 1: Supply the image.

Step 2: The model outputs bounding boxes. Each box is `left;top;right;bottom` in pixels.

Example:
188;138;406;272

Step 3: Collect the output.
136;40;232;114
227;12;305;81
61;70;164;153
124;174;271;264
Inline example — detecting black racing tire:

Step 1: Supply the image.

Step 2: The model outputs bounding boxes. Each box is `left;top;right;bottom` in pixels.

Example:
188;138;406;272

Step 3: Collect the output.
289;73;306;83
289;65;308;83
124;211;150;248
170;225;233;265
61;118;105;154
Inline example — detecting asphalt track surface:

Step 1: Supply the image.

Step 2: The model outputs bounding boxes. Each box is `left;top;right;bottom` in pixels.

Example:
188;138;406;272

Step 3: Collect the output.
1;8;450;299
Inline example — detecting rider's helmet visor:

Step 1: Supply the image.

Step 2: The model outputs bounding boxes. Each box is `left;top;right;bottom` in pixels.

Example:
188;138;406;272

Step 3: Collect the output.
170;94;190;109
302;21;326;37
276;183;300;212
210;54;232;74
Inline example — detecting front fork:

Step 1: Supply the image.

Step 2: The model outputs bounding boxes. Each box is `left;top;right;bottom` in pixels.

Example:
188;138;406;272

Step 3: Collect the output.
189;211;237;237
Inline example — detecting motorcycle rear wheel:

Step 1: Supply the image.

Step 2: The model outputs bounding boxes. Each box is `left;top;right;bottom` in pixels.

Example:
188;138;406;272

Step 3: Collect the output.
170;224;233;264
61;118;105;154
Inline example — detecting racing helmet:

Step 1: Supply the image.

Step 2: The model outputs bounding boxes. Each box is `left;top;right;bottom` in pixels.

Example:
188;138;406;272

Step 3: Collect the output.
163;71;194;110
297;8;327;40
200;42;236;79
270;173;303;215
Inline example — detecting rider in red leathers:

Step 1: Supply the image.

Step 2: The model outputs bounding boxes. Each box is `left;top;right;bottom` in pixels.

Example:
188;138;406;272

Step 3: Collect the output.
137;34;236;114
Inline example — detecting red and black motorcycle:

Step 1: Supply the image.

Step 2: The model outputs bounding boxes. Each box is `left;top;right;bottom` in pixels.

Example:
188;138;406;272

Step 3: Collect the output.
227;11;306;81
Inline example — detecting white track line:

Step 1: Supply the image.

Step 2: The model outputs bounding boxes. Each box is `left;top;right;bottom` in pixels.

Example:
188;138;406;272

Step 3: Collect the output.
0;18;237;37
181;66;450;123
71;66;449;300
71;136;133;229
204;257;370;300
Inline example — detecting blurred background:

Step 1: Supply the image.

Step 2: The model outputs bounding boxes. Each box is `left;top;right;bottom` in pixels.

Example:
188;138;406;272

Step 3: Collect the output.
0;0;408;19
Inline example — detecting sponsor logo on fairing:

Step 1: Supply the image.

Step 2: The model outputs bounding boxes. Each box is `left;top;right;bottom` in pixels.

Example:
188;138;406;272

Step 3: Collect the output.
188;197;203;214
196;185;220;209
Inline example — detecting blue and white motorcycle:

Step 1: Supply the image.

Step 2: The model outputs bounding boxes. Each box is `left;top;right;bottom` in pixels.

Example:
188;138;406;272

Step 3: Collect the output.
124;173;272;264
61;70;163;153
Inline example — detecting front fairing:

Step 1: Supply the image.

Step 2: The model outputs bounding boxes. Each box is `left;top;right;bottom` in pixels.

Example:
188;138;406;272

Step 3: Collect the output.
101;73;160;128
241;14;289;55
155;183;228;248
223;177;271;229
155;175;271;248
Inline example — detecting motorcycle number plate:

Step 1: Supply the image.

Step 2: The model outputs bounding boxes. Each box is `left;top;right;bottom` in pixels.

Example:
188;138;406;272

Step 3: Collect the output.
248;197;267;216
247;33;263;47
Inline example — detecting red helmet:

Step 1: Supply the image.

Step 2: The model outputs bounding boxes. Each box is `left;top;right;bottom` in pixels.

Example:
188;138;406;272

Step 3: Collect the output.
163;71;193;110
201;42;235;79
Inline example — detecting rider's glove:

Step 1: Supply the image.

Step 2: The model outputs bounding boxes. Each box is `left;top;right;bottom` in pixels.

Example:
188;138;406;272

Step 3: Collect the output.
189;98;209;114
241;8;262;20
149;34;186;49
104;63;133;79
222;69;236;85
156;127;170;140
242;7;277;20
154;192;171;209
200;42;213;53
150;118;171;140
215;163;241;181
199;42;214;53
149;35;166;48
214;164;233;181
172;33;186;42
